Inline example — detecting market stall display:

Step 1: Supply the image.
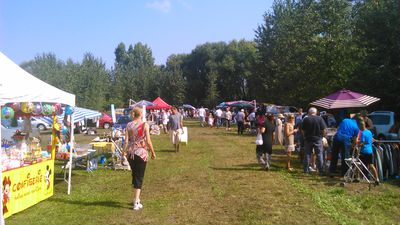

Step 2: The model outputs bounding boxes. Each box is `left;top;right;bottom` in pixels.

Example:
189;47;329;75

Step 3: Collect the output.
0;52;76;220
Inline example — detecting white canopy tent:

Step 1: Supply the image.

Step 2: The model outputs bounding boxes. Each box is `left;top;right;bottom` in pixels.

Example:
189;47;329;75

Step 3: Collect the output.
0;52;76;224
0;53;75;106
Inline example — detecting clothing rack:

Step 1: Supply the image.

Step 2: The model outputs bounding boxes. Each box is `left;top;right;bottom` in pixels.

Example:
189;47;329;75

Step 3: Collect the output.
375;140;400;143
372;141;400;181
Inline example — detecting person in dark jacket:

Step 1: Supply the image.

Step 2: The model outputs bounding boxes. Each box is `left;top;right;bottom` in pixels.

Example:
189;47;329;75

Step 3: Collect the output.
301;107;327;175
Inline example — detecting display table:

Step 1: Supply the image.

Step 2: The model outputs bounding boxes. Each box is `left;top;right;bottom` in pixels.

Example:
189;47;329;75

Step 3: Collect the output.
2;159;54;219
56;148;97;179
89;141;115;153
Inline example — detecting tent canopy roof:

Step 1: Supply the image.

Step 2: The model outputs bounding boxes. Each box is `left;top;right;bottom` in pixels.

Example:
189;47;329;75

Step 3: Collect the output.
57;107;101;123
310;89;380;109
147;97;172;110
0;52;75;106
130;100;155;108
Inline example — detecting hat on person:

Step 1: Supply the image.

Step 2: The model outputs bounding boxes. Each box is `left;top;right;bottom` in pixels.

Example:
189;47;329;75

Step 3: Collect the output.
278;113;284;119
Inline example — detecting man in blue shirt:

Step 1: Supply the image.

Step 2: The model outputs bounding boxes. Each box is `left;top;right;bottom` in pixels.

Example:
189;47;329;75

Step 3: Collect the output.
329;116;360;176
358;120;379;185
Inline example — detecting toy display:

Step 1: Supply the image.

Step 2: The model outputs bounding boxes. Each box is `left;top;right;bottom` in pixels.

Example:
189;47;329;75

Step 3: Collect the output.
21;102;34;114
53;103;63;115
1;107;14;120
41;104;53;115
1;102;73;173
1;137;51;172
64;105;74;115
32;103;42;115
8;102;20;111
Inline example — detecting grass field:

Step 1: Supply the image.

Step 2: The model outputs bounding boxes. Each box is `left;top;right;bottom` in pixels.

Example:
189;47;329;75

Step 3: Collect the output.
6;120;400;225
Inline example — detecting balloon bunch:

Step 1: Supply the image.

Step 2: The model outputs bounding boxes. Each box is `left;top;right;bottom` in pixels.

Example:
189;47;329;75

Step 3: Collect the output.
1;102;74;121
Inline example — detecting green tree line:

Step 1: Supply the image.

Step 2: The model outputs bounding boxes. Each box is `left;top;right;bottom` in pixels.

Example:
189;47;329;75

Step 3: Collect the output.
20;0;399;112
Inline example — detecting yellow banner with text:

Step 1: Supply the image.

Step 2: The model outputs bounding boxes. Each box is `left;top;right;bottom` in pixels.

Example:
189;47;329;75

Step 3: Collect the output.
2;160;54;218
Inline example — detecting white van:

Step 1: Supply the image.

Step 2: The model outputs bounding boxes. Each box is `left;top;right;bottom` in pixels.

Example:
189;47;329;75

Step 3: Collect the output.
369;111;399;140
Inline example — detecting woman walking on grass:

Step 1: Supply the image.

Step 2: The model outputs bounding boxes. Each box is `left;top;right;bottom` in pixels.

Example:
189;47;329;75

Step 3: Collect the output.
261;114;276;170
284;114;297;171
123;107;156;210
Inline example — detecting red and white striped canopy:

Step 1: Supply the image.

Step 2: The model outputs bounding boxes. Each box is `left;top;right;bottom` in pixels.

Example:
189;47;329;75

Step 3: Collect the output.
310;89;380;109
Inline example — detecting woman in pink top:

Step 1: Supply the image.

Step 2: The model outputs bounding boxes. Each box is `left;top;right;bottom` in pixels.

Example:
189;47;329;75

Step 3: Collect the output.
123;107;156;210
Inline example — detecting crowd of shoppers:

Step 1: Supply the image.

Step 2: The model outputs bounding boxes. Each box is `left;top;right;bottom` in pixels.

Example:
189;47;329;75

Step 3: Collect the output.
124;104;379;211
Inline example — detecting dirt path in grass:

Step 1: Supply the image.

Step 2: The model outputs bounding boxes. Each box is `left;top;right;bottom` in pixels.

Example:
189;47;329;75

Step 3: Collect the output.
120;122;334;225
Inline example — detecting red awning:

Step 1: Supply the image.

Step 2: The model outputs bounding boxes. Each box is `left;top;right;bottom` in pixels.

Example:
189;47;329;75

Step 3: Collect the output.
146;97;173;110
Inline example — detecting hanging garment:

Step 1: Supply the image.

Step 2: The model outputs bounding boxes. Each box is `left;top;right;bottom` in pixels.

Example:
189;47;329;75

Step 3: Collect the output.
373;145;384;181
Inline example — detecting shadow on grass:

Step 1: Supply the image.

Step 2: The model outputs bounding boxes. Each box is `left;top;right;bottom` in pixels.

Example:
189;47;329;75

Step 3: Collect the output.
201;131;255;137
386;179;400;187
157;149;176;153
210;162;287;172
210;163;261;172
48;198;130;209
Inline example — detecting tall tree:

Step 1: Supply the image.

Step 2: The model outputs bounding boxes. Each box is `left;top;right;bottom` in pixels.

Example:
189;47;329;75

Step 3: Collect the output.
255;0;358;107
113;42;159;107
351;0;400;111
21;53;65;88
164;54;187;106
76;53;109;109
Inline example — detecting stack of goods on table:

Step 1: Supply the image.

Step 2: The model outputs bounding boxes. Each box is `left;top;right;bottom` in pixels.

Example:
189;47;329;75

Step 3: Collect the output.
1;136;51;171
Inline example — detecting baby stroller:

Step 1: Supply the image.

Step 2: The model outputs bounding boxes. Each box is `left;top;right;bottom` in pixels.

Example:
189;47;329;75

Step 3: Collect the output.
343;145;376;190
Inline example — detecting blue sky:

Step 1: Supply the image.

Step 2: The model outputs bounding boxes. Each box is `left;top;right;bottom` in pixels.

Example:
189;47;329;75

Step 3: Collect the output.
0;0;273;68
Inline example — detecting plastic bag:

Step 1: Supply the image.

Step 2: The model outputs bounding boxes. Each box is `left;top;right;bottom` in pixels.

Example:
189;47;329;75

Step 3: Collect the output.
255;133;263;145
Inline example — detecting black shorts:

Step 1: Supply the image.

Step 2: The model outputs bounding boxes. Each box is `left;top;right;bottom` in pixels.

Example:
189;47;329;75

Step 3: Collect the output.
359;153;372;165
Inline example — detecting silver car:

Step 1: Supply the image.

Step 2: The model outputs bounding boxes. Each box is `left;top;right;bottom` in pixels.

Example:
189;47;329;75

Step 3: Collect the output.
17;117;52;131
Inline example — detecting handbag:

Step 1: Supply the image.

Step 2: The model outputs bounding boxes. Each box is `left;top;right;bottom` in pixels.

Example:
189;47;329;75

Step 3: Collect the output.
255;133;263;145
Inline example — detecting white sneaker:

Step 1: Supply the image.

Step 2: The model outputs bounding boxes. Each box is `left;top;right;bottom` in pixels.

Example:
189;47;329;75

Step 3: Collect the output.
133;201;143;210
309;166;316;172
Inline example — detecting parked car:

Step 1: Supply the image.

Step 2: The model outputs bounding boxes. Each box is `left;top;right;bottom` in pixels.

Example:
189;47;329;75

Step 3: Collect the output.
99;112;113;129
31;117;52;131
113;115;132;130
369;111;399;140
17;117;52;131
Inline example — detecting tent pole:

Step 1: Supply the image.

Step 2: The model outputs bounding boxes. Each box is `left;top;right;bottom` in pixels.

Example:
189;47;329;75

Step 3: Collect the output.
67;113;75;195
0;106;4;225
142;105;146;122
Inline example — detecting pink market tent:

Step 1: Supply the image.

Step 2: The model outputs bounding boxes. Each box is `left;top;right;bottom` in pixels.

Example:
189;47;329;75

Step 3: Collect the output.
310;89;380;109
147;97;173;110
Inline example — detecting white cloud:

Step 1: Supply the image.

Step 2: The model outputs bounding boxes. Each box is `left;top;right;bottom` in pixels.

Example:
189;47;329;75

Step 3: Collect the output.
146;0;171;13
